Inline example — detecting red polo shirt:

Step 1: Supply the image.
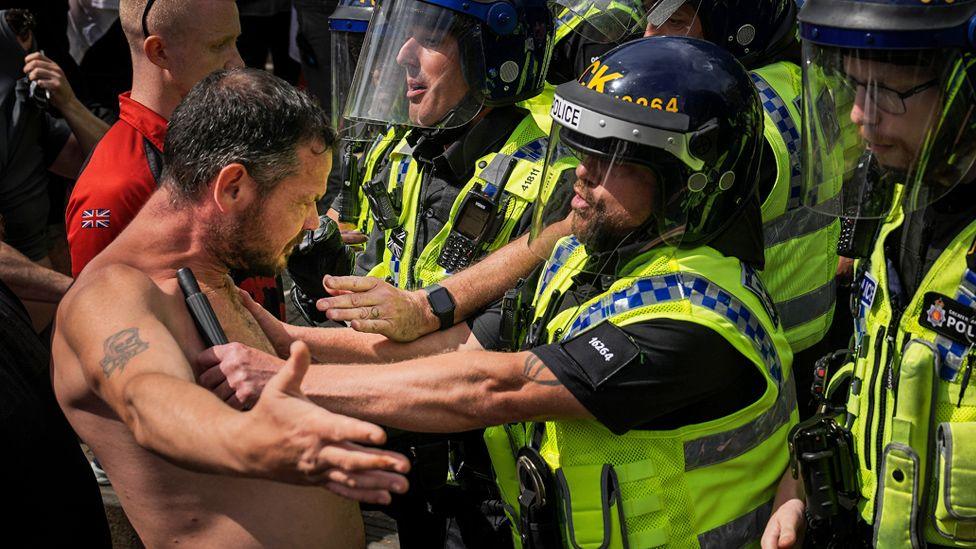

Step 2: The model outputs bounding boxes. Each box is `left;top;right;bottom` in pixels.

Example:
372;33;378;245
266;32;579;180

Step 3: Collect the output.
66;93;286;319
67;93;163;277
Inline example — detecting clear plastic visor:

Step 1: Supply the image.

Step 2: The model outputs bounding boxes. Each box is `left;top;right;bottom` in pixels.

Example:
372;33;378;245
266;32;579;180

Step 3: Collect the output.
331;30;378;142
551;0;645;43
342;0;485;130
529;123;689;275
801;43;976;219
643;0;704;37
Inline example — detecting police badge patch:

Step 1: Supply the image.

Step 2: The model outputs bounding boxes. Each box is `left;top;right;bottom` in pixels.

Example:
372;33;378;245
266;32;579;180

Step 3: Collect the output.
920;292;976;344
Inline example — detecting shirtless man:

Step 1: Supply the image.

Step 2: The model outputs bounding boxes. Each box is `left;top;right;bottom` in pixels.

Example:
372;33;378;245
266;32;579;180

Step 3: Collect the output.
52;68;410;547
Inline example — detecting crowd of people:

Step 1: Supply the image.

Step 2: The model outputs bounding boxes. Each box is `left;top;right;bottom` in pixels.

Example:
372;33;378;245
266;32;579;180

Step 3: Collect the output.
2;0;975;548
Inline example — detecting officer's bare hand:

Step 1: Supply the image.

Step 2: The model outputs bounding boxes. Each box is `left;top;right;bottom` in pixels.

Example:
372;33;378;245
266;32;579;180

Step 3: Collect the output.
316;275;439;342
198;342;284;410
237;288;295;357
235;341;410;503
761;498;805;549
23;52;76;109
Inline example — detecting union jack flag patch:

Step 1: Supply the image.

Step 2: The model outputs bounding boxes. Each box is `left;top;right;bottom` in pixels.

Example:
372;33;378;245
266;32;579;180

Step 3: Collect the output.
81;209;111;228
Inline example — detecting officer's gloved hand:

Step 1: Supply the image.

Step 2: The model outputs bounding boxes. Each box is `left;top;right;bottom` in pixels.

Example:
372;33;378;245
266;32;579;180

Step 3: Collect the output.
290;283;327;325
287;215;357;323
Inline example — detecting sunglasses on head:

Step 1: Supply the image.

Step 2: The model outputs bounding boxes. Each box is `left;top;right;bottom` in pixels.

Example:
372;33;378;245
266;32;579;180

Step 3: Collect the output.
142;0;155;37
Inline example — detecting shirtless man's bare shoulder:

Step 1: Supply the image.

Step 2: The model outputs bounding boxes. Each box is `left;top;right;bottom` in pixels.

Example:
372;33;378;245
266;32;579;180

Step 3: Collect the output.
53;250;406;547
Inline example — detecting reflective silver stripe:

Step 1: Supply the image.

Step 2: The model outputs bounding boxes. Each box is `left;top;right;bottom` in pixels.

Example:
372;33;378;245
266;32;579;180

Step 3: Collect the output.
684;373;796;471
480;153;516;191
763;202;836;248
777;278;837;330
697;499;774;548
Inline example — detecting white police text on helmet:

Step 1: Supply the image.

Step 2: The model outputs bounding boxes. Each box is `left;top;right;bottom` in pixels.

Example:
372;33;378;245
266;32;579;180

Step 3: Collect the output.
551;96;582;129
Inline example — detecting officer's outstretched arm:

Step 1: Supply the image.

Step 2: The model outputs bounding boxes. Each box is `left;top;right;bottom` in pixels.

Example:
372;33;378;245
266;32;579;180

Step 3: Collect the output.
318;223;570;342
200;342;591;433
303;350;591;432
236;287;476;364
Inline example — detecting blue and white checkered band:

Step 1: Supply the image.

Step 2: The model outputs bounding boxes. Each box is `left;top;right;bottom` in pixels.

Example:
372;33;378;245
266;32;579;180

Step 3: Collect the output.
562;272;784;384
513;138;547;162
741;263;780;328
395;156;411;190
935;268;976;381
538;236;582;296
750;72;802;210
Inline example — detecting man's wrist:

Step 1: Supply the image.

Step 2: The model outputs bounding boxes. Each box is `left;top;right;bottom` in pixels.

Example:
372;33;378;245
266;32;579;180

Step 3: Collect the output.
412;289;442;333
422;284;456;331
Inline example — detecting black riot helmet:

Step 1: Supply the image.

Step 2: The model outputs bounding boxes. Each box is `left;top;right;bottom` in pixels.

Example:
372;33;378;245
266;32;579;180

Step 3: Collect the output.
531;36;764;266
644;0;799;68
556;0;798;68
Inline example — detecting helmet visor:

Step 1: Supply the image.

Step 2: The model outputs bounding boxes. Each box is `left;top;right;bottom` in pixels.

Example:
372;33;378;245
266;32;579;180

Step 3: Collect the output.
801;43;976;219
529;122;695;274
551;0;645;43
343;0;486;129
331;28;379;141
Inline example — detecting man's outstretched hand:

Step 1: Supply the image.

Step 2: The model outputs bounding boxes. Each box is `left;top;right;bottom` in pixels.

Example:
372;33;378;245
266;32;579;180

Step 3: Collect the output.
235;341;409;504
316;275;440;342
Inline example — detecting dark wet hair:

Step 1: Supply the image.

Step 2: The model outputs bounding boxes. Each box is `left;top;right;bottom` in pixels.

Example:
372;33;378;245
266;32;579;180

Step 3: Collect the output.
162;68;335;203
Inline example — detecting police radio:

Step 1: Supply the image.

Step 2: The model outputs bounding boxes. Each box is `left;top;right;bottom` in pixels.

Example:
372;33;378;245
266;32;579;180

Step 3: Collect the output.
336;140;363;224
437;185;501;272
362;175;400;231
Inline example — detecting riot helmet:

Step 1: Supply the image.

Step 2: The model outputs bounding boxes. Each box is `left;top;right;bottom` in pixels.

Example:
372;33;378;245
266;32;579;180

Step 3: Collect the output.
531;36;764;272
343;0;553;130
330;0;378;140
799;0;976;219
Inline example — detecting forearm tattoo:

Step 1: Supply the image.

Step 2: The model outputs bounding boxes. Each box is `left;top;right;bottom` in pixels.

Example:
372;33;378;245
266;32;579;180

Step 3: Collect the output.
100;328;149;378
522;354;561;386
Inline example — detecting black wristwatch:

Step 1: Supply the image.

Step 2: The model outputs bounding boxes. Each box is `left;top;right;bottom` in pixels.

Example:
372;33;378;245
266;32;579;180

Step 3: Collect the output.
423;284;456;331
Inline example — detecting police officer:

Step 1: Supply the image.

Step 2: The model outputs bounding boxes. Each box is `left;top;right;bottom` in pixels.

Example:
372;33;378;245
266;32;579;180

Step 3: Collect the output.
210;36;800;548
765;0;976;546
325;0;558;544
610;0;840;417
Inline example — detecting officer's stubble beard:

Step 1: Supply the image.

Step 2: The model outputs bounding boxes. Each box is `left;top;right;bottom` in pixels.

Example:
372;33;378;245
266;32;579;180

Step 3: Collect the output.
572;192;640;253
207;198;306;278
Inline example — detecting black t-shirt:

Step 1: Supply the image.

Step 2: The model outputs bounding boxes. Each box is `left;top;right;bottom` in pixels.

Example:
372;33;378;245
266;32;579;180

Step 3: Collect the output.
471;197;770;435
0;85;71;260
0;280;111;545
354;106;537;279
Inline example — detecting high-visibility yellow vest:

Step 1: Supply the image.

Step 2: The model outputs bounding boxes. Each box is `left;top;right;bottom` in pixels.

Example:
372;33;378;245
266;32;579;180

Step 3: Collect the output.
486;237;798;547
845;198;976;547
366;113;551;289
751;61;841;352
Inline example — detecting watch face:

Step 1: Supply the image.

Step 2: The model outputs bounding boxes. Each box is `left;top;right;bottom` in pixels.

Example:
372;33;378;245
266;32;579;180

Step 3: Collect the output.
429;287;455;313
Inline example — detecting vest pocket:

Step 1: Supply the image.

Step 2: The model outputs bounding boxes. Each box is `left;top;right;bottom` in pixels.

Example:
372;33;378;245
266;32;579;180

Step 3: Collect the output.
934;422;976;543
555;462;668;549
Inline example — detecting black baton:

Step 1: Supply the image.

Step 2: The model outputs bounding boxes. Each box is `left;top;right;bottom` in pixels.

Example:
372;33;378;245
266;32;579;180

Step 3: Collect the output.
177;267;228;347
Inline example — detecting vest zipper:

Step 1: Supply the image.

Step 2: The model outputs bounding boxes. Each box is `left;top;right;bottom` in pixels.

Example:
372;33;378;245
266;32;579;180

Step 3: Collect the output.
863;324;886;470
874;307;904;473
406;169;434;290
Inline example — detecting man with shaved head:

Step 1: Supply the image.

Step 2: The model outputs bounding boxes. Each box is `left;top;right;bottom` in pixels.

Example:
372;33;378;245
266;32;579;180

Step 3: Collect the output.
66;0;246;278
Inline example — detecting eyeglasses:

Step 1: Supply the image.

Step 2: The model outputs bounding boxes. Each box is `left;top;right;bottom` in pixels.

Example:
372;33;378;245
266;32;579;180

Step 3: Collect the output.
142;0;156;37
847;75;939;115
